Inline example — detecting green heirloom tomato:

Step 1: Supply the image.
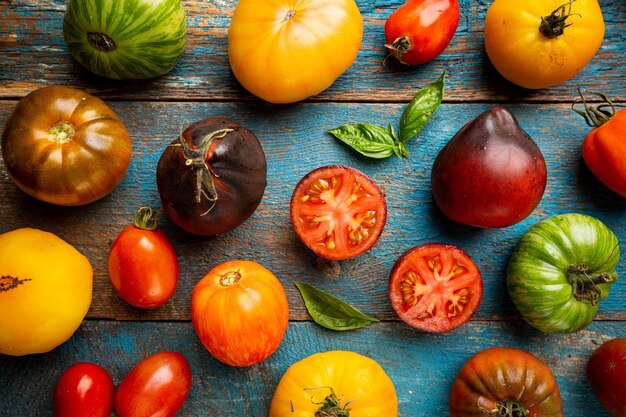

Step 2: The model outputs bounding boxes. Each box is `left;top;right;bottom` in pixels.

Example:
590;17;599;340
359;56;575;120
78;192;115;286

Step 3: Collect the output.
63;0;187;80
507;213;619;334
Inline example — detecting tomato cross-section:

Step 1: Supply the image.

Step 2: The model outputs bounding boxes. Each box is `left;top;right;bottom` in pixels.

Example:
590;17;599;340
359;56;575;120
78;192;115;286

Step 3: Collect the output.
290;165;387;261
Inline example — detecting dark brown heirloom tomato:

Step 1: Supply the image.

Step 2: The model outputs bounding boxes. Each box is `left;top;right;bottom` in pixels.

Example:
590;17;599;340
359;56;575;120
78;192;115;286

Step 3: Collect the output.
431;106;547;228
449;347;563;417
290;165;387;261
156;117;266;236
1;86;131;206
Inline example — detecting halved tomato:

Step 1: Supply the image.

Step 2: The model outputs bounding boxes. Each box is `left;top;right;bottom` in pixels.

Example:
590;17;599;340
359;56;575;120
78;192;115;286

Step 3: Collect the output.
389;243;482;332
290;165;387;261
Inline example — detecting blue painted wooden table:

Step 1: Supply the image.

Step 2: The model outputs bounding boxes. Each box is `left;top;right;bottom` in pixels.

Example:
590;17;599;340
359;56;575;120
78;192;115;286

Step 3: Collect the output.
1;1;625;416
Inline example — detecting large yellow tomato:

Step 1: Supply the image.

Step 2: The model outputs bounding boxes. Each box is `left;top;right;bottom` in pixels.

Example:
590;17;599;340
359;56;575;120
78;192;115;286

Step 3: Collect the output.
269;350;398;417
228;0;363;104
484;0;604;89
0;228;92;356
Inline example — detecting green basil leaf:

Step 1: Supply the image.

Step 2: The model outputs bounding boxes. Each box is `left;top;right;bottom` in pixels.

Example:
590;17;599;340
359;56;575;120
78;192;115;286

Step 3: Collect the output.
399;71;445;142
295;282;379;331
327;123;401;159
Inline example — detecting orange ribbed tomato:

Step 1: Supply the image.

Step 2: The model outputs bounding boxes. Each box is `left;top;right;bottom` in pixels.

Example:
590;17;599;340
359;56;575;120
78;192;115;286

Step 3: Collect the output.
228;0;363;103
190;260;289;367
484;0;604;89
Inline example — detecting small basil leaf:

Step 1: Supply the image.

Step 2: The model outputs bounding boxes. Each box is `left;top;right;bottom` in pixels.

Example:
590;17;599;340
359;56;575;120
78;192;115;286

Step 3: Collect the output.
399;71;445;142
295;282;379;331
327;123;400;159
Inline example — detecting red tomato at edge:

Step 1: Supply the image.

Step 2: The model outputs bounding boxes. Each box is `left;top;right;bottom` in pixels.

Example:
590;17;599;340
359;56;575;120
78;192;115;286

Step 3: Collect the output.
53;362;115;417
115;351;192;417
108;207;179;308
587;338;626;417
385;0;460;65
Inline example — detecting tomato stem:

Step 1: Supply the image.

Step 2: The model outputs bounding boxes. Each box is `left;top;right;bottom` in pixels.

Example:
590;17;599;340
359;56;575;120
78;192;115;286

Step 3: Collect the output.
219;271;241;286
133;206;160;231
305;387;351;417
572;89;616;128
0;275;32;293
567;264;617;305
481;400;528;417
87;32;116;52
48;121;75;144
384;36;412;65
539;0;580;39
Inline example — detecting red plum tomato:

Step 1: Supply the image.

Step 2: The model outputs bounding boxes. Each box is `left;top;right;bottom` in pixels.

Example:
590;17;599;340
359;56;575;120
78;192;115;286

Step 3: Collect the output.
389;243;482;333
385;0;460;65
108;207;178;309
587;338;626;417
156;117;266;236
191;260;289;367
290;165;387;261
431;106;547;228
115;351;192;417
53;362;115;417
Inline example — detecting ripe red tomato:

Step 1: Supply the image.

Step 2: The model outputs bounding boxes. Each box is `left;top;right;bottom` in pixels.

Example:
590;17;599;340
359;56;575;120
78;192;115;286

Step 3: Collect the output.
574;91;626;197
431;106;547;228
389;243;482;333
115;351;192;417
384;0;460;65
191;260;289;367
108;207;178;309
290;165;387;261
53;362;115;417
587;338;626;417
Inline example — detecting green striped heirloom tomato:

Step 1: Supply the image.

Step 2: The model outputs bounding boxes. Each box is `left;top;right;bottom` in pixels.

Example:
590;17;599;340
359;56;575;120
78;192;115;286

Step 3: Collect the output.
507;213;619;334
63;0;187;79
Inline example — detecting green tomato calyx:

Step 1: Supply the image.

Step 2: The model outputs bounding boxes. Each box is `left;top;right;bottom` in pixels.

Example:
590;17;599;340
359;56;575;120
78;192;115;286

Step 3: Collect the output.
133;206;160;231
305;386;352;417
567;264;617;305
384;36;412;66
539;0;581;39
572;89;617;128
0;275;32;293
48;121;75;144
482;400;528;417
87;32;116;52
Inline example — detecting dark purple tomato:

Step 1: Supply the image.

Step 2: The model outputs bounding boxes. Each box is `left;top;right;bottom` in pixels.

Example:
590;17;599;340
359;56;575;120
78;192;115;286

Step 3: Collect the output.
156;117;267;236
431;106;547;228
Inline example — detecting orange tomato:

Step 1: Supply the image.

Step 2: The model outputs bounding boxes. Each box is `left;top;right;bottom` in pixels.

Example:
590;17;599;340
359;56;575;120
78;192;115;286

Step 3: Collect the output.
228;0;363;103
190;260;289;366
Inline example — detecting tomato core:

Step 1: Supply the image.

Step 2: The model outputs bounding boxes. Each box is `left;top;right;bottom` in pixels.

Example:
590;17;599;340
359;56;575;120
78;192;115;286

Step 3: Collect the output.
87;32;116;52
283;10;297;22
489;399;528;417
538;0;578;39
48;121;75;144
219;271;241;286
307;387;351;417
0;275;31;292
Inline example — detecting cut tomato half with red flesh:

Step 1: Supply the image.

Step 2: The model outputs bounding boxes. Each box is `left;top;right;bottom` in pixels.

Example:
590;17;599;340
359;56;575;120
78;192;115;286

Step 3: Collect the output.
290;165;387;261
389;243;483;333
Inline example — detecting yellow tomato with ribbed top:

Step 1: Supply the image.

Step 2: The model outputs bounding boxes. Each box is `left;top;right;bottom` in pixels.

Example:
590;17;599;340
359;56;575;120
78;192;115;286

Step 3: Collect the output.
0;228;92;356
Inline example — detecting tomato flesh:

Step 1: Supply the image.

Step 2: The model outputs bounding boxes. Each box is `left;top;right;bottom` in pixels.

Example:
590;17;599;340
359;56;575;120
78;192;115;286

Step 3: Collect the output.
290;165;387;261
389;243;482;333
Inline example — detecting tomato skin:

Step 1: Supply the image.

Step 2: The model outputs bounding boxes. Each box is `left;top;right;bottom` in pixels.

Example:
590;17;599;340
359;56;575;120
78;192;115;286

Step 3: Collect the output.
290;165;387;261
449;347;563;417
108;208;179;309
587;338;626;417
389;243;482;333
582;109;626;197
1;86;131;206
115;351;192;417
191;260;289;367
385;0;460;65
156;117;266;236
228;0;363;103
269;350;398;417
53;362;115;417
0;228;92;356
484;0;604;89
431;106;546;228
507;213;619;334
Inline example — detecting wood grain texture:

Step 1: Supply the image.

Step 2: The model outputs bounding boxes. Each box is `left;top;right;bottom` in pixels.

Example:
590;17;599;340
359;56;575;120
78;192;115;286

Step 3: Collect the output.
1;0;624;102
0;320;620;416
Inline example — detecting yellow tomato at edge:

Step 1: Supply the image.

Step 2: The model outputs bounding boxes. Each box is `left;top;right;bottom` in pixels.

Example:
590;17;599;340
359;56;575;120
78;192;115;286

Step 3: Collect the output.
0;228;93;356
228;0;363;104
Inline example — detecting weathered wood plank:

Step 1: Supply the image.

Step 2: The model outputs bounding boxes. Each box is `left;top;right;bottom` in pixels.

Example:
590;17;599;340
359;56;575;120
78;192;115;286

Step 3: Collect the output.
0;320;620;416
1;0;624;102
1;101;625;322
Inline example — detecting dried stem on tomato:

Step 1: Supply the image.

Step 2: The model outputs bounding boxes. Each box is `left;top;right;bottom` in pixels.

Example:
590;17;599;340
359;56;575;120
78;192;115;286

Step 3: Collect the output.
539;0;581;39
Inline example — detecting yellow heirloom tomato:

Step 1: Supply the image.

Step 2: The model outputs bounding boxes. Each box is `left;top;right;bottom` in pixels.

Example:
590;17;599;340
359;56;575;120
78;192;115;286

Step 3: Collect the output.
228;0;363;104
0;228;92;356
484;0;604;89
269;350;398;417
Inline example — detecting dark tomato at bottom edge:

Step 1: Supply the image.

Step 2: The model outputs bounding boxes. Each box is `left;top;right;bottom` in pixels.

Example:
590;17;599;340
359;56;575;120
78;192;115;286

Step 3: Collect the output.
53;362;115;417
389;243;482;333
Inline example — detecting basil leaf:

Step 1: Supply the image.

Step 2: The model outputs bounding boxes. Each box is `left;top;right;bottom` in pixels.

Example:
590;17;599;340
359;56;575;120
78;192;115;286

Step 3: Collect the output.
399;71;445;142
295;282;379;331
327;123;401;159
